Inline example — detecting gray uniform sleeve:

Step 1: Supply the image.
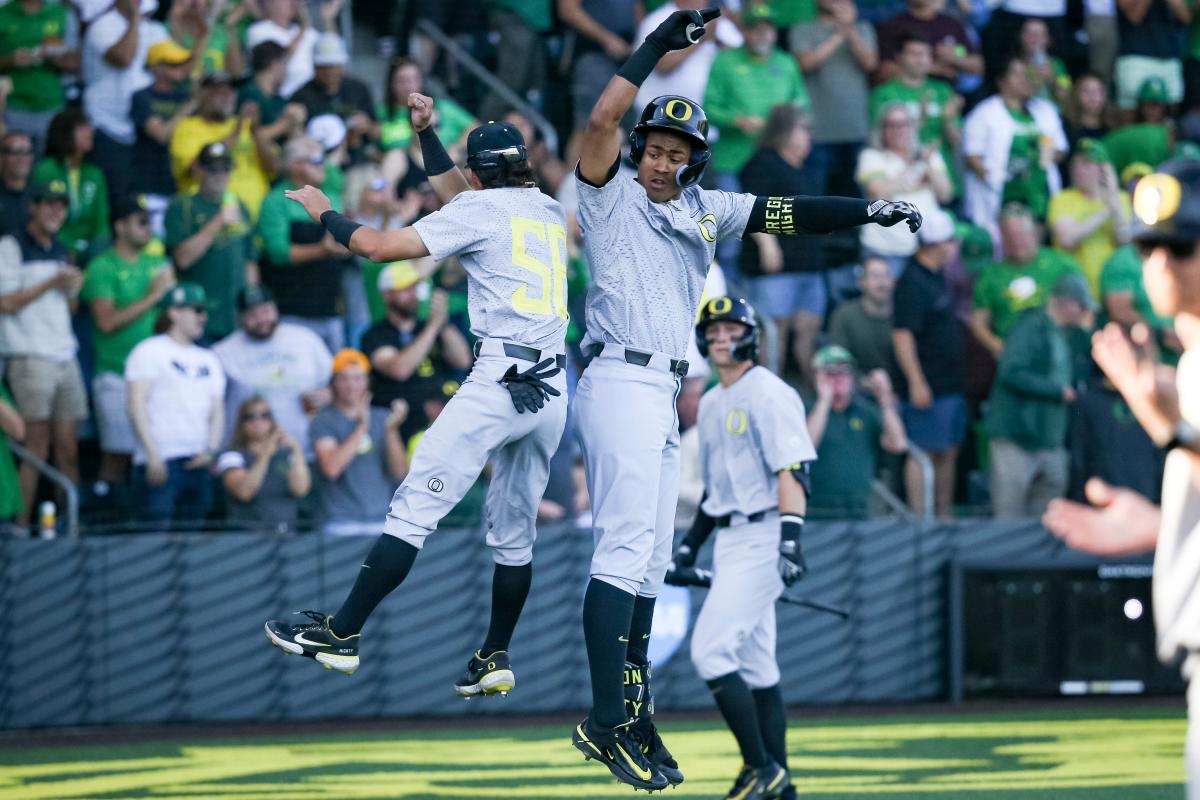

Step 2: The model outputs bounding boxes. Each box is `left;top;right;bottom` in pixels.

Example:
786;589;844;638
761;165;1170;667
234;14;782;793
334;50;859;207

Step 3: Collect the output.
751;384;817;472
699;189;756;242
411;192;488;262
574;163;629;228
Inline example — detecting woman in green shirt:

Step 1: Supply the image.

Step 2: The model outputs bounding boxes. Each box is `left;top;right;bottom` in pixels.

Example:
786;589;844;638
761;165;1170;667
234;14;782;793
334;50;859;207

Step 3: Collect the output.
33;108;109;265
378;59;475;183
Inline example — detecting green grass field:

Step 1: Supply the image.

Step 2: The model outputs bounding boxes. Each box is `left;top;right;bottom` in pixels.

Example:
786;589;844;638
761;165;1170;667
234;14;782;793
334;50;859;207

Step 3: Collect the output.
0;706;1187;800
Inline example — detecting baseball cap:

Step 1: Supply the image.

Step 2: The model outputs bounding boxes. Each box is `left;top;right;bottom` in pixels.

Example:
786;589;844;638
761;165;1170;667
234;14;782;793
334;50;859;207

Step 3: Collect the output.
29;178;68;203
332;348;370;374
812;345;856;371
378;262;422;292
1051;272;1098;311
312;32;348;67
162;282;207;309
955;219;993;271
1139;76;1170;104
917;208;955;245
110;194;149;225
197;141;234;171
743;3;775;25
306;113;347;152
1076;138;1111;165
236;284;275;312
1131;159;1200;245
147;40;191;67
467;121;526;166
200;71;234;88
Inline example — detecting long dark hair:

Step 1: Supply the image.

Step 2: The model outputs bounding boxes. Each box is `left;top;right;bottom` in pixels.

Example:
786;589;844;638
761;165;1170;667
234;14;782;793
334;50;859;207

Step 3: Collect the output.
758;104;809;154
385;58;420;118
45;107;89;162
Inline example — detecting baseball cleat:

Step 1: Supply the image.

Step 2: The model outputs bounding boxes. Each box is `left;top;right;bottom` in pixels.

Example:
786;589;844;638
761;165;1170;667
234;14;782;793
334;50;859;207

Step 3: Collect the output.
454;650;516;697
572;716;669;792
264;610;359;675
724;761;790;800
625;660;684;785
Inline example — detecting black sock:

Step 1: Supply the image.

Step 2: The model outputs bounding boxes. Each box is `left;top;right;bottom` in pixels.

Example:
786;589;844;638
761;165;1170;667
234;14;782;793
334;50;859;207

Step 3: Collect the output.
481;562;532;654
707;672;769;769
329;535;419;637
583;578;637;729
626;594;655;665
752;684;788;770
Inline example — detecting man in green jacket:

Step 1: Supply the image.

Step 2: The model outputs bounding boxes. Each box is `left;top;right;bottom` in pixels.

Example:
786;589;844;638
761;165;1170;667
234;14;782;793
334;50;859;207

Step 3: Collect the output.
986;273;1094;518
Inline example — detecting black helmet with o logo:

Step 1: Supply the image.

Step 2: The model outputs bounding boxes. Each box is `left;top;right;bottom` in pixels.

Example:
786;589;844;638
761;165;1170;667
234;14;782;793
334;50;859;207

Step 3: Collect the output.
695;296;760;362
628;95;711;188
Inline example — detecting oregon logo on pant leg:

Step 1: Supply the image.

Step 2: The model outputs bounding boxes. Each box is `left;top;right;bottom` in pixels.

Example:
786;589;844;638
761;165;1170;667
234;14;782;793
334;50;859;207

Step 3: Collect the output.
428;478;444;493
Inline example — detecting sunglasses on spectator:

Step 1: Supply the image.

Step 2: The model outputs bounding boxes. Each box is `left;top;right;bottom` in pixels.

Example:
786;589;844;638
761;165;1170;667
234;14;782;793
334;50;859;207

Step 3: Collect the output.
306;153;325;165
883;119;913;128
1137;240;1198;260
3;147;32;156
369;177;387;191
185;304;208;314
129;214;151;227
243;410;273;421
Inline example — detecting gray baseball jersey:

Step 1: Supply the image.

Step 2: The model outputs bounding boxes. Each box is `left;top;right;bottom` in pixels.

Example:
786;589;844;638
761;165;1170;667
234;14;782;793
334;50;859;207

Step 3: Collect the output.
413;187;570;352
698;366;817;517
1154;348;1200;663
575;168;754;358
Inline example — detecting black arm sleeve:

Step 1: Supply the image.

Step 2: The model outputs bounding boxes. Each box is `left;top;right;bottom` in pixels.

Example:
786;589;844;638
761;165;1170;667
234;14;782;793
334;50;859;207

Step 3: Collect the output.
320;211;362;249
745;195;872;236
683;502;717;552
417;126;455;177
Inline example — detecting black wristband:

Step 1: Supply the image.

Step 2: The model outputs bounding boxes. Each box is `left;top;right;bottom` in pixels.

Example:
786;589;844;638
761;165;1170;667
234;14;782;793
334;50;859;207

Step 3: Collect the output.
417;126;455;177
320;210;362;249
616;38;668;87
780;514;805;544
746;195;872;236
685;506;716;550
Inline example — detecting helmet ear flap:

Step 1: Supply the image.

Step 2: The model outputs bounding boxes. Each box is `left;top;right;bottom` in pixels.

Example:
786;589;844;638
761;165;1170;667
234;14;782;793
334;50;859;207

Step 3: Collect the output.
675;149;710;188
628;129;645;167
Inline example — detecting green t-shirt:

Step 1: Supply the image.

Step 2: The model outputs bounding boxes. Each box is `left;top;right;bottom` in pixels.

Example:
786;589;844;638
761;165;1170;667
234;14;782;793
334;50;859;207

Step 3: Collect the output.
1002;106;1050;220
1100;244;1170;330
238;81;286;127
163;191;257;340
378;98;476;152
0;385;22;521
484;0;551;32
810;397;882;520
704;47;808;175
80;247;167;375
869;78;962;197
174;26;230;75
973;247;1083;338
0;1;68;112
1102;123;1172;176
32;158;109;263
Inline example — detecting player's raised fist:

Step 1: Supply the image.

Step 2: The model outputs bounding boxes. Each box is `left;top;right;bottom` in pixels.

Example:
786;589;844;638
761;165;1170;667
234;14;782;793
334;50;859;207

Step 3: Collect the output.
867;199;923;233
284;185;333;222
648;7;720;51
408;92;435;132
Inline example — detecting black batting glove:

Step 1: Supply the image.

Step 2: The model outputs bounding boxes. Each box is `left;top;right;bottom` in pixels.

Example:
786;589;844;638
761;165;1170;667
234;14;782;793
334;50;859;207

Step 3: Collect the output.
672;542;697;569
778;514;807;587
867;199;923;233
499;358;562;414
647;7;720;51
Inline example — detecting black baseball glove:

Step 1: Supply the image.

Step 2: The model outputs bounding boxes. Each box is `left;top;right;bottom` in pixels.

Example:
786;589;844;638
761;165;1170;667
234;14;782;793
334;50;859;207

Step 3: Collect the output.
867;199;923;233
647;7;721;51
778;539;807;587
499;358;562;414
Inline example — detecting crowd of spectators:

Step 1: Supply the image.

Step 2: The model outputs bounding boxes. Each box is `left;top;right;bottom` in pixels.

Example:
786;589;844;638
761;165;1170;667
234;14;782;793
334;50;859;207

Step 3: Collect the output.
0;0;1191;534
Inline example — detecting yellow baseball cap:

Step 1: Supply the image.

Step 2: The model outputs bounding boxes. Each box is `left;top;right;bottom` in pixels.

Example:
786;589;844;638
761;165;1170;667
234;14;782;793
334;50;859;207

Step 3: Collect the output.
147;40;192;66
377;261;422;292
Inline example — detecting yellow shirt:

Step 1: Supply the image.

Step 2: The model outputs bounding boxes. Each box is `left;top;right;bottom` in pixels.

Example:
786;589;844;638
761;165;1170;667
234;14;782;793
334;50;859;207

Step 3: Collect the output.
1047;188;1132;297
168;116;269;221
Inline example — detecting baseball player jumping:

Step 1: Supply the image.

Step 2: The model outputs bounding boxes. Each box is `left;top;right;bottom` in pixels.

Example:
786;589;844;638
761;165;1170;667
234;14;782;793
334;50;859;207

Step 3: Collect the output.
569;7;922;792
265;94;569;699
669;296;814;800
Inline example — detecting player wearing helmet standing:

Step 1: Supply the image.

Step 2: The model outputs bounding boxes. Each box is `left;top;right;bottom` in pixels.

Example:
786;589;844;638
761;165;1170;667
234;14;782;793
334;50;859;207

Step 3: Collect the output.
569;7;923;792
668;296;814;800
266;94;568;699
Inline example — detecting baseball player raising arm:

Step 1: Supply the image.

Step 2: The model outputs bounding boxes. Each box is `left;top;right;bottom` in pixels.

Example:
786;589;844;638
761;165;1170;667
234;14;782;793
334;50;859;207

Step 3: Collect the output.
568;7;922;792
669;297;814;800
266;94;570;699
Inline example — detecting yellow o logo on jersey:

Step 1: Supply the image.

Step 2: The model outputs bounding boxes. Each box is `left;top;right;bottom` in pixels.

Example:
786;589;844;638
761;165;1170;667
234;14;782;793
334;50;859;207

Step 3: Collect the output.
698;213;717;243
725;408;747;435
664;99;694;122
708;296;732;315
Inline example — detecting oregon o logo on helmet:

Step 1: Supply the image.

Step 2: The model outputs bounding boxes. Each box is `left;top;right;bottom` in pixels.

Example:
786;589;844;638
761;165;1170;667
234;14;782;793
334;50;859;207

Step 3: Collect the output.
664;99;694;122
708;296;732;314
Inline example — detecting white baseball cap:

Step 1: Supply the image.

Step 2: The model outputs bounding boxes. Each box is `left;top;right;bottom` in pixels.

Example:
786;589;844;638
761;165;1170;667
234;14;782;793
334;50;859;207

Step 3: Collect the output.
312;33;348;67
917;208;955;246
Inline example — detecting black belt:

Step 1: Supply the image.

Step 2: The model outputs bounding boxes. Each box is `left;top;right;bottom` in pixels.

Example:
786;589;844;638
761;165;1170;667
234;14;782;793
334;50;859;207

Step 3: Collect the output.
474;340;566;369
587;344;689;377
714;510;773;528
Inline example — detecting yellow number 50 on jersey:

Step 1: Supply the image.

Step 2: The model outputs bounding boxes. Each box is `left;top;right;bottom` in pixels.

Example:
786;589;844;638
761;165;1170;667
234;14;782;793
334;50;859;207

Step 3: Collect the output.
511;217;569;320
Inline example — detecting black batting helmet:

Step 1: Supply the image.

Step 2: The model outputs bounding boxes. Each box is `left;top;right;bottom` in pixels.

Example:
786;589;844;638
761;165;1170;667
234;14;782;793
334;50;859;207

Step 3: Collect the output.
628;95;710;188
696;296;759;362
1131;159;1200;246
466;121;529;174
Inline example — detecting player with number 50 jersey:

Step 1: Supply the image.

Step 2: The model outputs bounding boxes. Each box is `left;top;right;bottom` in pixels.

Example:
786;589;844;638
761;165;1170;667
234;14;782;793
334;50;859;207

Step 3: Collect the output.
265;94;569;701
